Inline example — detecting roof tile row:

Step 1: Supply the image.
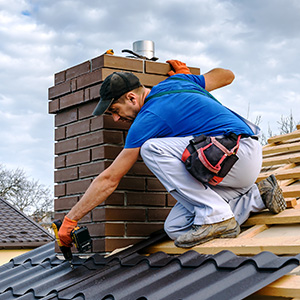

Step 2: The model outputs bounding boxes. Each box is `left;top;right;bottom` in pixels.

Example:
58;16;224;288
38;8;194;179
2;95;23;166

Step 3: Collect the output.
1;231;299;300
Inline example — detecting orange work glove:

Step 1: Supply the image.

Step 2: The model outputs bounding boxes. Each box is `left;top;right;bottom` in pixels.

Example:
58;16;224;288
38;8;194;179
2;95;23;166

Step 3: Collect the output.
166;60;192;76
58;216;78;247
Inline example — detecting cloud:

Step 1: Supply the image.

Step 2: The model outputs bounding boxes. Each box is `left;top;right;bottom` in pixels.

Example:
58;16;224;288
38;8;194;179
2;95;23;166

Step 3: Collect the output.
1;0;300;189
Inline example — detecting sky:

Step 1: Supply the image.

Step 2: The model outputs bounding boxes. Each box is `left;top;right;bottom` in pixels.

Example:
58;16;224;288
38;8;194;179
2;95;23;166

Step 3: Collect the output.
1;0;300;191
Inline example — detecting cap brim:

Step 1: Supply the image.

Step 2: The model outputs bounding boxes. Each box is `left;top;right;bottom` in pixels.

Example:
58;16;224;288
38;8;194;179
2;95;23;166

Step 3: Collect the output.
92;98;114;116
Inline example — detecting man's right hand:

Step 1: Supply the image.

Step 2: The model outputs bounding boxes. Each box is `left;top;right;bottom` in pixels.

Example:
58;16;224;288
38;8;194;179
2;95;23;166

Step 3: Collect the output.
58;216;78;247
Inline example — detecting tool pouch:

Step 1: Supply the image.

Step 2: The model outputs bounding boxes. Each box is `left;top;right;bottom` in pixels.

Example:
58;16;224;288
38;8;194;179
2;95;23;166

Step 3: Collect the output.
181;134;241;186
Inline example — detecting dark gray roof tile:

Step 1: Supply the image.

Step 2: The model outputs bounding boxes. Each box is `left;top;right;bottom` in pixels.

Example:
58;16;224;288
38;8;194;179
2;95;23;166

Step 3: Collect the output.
0;232;299;300
0;198;54;249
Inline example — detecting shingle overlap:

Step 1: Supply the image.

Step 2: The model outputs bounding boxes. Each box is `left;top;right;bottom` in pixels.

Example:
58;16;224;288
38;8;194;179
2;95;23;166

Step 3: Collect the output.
0;232;299;300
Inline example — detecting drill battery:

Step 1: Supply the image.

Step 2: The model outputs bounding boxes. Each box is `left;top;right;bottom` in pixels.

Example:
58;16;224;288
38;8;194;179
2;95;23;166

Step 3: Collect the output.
71;226;92;252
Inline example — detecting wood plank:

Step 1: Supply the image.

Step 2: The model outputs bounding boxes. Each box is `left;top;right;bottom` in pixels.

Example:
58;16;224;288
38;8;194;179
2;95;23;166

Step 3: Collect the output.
267;129;300;144
263;141;300;156
287;198;298;208
238;225;269;238
243;208;300;226
257;164;300;181
282;185;300;198
146;226;300;256
146;238;300;256
256;275;300;297
262;152;300;167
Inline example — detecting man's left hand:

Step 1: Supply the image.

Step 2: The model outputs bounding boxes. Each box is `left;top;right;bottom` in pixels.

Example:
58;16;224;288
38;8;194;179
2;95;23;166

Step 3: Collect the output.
58;216;78;247
167;60;192;76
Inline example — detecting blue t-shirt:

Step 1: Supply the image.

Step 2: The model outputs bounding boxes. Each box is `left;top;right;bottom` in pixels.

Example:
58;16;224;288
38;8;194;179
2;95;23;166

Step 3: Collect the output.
124;74;254;149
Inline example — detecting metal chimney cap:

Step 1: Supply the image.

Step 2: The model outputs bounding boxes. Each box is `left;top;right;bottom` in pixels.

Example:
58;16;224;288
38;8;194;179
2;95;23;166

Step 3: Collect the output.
133;40;155;60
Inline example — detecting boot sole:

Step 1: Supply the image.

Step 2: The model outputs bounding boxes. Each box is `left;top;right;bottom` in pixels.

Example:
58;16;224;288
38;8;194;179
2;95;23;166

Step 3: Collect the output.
266;175;287;214
174;224;240;248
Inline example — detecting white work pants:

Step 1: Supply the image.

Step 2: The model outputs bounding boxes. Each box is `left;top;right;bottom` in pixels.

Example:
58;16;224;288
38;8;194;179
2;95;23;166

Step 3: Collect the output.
140;136;265;240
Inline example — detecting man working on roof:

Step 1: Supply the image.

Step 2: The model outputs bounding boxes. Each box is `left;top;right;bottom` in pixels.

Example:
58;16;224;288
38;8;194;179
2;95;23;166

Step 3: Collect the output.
58;60;286;248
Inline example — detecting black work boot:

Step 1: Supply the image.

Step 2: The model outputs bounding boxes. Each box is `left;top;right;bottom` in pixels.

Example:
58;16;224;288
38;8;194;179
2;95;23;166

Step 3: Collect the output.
174;217;240;248
257;174;286;214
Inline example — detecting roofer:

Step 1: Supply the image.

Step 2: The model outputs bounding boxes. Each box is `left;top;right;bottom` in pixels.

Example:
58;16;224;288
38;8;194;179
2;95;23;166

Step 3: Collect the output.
58;60;286;249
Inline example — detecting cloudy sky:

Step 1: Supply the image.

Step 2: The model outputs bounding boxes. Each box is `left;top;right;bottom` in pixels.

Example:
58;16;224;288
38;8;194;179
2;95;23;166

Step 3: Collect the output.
1;0;300;191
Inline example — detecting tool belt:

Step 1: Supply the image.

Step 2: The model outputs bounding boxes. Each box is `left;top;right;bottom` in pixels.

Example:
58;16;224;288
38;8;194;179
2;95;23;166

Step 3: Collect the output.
181;134;242;186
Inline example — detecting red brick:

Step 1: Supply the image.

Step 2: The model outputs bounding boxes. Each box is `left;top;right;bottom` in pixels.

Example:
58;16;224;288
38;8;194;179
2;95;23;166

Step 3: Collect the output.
135;72;167;88
127;192;166;206
118;177;145;191
54;184;66;197
55;127;66;141
78;212;92;223
54;211;66;221
60;90;84;110
93;207;146;222
145;60;200;76
148;208;171;221
49;81;71;99
145;61;171;75
147;178;166;191
55;70;66;85
87;223;125;237
55;155;66;169
126;223;163;236
66;149;91;166
92;238;105;253
167;194;177;207
128;162;153;176
55;166;78;183
66;178;92;195
55;108;78;126
66;119;90;138
78;101;97;119
102;192;124;206
91;145;122;160
79;161;106;178
55;137;77;155
91;54;143;72
54;196;78;210
65;61;91;81
105;223;125;236
48;99;60;114
78;130;123;149
71;79;77;92
76;69;102;90
86;223;105;237
91;114;131;131
85;84;101;101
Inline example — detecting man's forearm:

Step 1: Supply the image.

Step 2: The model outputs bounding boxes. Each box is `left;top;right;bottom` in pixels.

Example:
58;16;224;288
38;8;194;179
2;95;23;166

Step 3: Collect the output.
66;172;119;221
65;147;141;221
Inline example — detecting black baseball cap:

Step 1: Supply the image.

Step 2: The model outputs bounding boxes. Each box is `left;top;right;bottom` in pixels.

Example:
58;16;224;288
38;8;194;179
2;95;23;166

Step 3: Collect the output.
92;72;142;116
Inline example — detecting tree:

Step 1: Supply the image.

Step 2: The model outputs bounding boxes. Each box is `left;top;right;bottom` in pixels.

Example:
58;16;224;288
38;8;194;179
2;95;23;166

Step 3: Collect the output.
0;164;53;226
254;111;299;145
278;111;297;135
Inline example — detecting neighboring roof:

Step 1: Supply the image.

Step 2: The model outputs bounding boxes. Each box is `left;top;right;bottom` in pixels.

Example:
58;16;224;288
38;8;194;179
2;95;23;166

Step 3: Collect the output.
0;198;54;249
0;231;299;300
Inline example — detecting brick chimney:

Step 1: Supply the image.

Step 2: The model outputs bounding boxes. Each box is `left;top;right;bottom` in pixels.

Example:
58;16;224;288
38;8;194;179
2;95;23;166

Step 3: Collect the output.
49;54;200;254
